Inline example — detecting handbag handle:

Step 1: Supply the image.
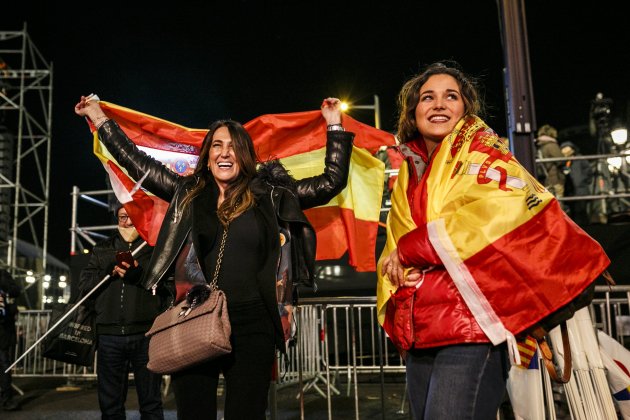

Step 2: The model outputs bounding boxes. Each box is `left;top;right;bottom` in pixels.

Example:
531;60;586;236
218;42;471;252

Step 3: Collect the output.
532;322;572;384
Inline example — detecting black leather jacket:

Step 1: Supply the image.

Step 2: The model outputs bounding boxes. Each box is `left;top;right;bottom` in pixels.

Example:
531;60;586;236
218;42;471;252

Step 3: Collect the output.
97;120;354;350
78;233;163;335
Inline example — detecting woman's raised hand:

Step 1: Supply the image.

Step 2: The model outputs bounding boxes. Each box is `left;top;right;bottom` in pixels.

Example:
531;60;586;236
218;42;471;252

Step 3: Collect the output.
321;97;342;126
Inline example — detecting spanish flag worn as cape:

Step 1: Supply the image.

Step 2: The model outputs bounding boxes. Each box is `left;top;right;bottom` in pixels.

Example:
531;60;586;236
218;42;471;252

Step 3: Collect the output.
377;116;610;352
88;101;395;272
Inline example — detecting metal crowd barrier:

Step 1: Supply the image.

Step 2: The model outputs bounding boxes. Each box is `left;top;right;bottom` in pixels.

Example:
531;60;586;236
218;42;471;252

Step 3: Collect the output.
10;286;630;418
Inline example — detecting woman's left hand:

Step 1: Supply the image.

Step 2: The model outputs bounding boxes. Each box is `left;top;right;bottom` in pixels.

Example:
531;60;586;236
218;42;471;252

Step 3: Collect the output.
321;97;342;126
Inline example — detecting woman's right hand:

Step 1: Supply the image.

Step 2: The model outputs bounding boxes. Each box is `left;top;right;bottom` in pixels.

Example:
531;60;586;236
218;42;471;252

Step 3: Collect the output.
381;248;423;288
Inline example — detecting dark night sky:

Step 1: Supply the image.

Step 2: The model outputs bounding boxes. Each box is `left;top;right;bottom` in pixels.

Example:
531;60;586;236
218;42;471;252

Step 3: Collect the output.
2;1;629;263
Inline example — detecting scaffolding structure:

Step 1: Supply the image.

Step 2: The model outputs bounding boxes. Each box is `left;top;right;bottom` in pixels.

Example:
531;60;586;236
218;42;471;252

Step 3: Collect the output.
0;23;53;308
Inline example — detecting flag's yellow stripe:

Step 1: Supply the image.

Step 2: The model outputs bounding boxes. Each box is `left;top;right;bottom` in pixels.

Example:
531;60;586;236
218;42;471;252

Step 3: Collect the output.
279;145;384;222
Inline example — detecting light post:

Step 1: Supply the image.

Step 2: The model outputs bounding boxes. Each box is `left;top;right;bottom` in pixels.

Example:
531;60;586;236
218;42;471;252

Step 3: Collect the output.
341;94;381;129
608;125;630;215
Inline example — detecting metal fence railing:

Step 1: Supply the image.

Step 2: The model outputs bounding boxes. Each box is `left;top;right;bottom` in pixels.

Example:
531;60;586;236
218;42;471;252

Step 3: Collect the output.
9;285;629;419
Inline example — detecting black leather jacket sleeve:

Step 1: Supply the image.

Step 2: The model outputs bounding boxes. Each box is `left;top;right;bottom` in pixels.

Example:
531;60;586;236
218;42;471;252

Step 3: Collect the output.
296;130;354;209
97;120;181;201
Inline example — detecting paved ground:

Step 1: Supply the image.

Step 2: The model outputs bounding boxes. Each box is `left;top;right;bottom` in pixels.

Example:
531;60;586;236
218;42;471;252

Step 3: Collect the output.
2;373;582;419
2;373;414;420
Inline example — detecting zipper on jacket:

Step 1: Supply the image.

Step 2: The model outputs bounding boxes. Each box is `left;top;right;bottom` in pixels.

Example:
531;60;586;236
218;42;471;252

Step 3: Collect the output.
172;193;181;223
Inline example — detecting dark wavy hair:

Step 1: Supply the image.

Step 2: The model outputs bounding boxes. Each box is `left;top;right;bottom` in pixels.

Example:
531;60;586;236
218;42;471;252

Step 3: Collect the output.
396;61;484;144
180;119;257;225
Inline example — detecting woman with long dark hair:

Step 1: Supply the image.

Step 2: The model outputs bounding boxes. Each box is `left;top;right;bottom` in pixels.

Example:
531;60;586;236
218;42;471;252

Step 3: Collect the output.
75;96;353;419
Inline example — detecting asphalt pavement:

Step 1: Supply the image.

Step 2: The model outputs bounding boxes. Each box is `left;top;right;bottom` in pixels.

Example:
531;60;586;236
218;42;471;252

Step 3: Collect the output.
2;373;413;420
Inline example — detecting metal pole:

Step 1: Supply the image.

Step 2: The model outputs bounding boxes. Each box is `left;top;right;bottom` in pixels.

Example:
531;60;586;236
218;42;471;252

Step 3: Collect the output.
377;317;386;419
350;305;359;420
70;186;79;256
498;0;537;174
5;241;149;373
351;95;381;129
373;94;381;130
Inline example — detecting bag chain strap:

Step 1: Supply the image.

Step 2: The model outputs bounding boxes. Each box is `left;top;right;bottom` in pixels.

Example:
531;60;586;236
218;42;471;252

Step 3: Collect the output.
209;224;229;291
209;199;240;292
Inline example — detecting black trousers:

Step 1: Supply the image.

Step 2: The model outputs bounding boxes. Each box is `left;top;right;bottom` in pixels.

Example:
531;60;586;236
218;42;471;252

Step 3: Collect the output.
0;346;14;402
171;306;275;420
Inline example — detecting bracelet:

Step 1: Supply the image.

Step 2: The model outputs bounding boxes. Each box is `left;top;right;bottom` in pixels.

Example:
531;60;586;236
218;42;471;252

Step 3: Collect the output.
327;123;345;132
93;116;110;129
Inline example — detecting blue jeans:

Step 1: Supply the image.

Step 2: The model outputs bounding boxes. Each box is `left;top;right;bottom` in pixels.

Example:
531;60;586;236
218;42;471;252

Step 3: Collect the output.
97;334;164;420
406;343;509;420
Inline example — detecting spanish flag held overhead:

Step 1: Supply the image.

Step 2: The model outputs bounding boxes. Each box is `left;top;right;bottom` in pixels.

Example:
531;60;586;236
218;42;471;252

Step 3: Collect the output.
89;101;395;272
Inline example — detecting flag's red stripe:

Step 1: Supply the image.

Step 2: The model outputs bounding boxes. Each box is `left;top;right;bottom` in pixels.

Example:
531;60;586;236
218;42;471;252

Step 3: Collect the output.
101;103;206;148
306;207;378;272
464;200;609;335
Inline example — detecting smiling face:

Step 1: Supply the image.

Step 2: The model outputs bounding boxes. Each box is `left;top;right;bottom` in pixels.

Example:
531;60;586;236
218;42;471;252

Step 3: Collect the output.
207;126;241;191
415;73;465;145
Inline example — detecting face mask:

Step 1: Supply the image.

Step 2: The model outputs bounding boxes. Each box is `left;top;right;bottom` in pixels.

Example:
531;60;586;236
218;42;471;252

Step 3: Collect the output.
118;226;139;242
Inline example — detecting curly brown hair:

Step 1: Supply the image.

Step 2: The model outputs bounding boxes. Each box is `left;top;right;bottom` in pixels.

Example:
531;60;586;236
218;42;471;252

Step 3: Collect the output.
396;61;483;144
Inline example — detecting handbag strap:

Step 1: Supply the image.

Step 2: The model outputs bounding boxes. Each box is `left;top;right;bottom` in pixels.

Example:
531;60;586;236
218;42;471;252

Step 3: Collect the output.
209;199;240;291
534;322;572;384
209;223;229;291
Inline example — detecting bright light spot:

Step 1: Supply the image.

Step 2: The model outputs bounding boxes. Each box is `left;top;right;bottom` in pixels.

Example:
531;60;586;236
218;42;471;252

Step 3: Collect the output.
611;128;628;145
57;297;65;303
43;274;51;281
333;266;341;276
83;249;90;254
59;275;67;281
608;157;622;170
340;102;349;112
43;282;50;289
26;276;36;283
59;281;67;289
27;270;33;276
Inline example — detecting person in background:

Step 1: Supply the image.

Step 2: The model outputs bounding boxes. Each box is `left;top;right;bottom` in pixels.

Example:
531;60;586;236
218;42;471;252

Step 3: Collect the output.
0;268;22;412
79;205;165;420
535;124;566;205
376;61;609;419
561;141;594;226
74;95;353;419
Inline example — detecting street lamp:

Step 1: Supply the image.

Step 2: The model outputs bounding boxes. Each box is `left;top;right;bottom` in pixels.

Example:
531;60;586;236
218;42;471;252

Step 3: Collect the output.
341;94;381;129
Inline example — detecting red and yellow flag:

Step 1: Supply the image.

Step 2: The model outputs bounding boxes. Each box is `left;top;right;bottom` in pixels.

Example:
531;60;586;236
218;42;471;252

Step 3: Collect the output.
90;101;395;272
377;116;609;344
